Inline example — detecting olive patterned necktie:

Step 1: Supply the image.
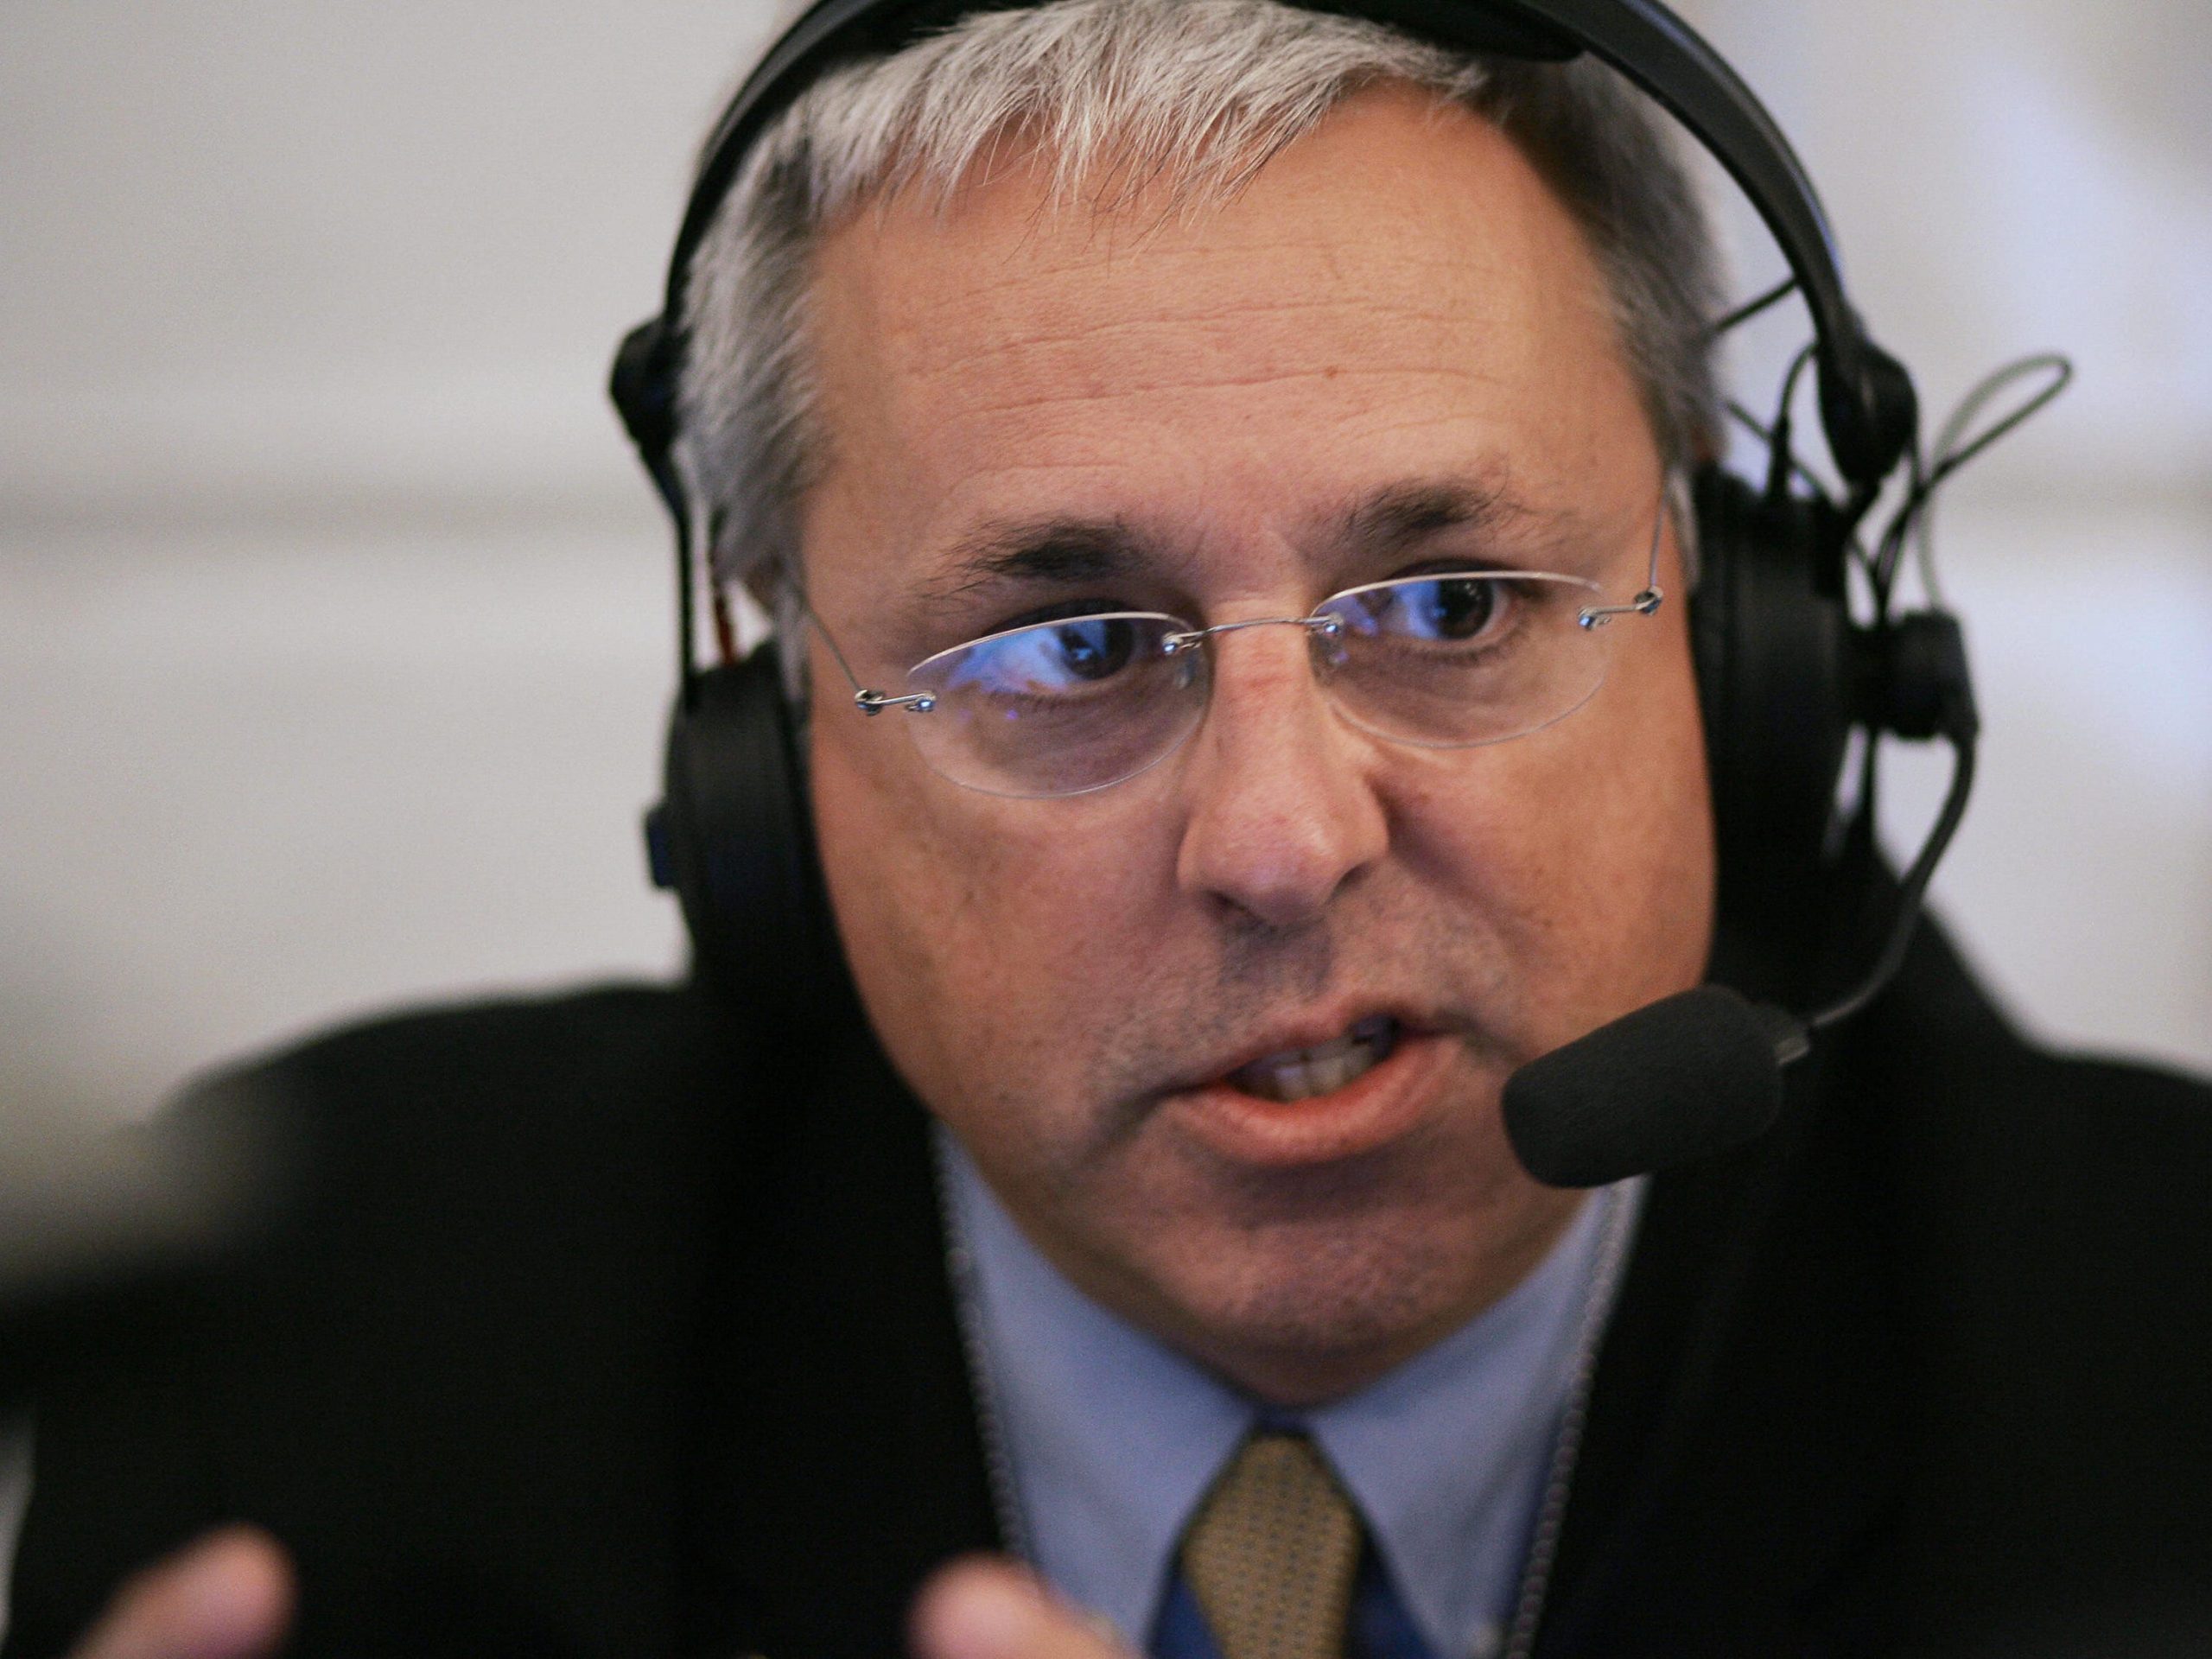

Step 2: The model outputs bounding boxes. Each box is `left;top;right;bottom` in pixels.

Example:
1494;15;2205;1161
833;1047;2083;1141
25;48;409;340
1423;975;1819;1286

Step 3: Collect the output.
1179;1431;1364;1659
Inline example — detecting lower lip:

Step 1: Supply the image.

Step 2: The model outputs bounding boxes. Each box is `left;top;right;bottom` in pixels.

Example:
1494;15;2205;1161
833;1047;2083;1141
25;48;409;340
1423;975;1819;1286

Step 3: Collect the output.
1165;1031;1462;1168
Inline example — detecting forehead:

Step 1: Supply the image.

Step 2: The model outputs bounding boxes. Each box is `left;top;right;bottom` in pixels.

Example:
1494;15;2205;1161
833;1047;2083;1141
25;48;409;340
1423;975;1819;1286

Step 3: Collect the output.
798;84;1654;601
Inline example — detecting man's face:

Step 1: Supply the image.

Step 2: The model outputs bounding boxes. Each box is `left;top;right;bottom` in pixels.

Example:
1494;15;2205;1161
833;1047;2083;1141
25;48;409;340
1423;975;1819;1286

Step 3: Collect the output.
797;86;1714;1403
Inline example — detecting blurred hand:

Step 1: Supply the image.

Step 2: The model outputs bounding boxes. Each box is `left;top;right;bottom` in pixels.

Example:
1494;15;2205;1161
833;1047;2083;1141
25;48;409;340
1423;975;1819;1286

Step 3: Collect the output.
68;1527;293;1659
912;1559;1133;1659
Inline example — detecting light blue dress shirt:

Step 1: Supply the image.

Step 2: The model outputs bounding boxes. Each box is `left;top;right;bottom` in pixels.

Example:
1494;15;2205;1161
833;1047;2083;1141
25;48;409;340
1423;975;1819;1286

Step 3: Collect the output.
938;1131;1643;1659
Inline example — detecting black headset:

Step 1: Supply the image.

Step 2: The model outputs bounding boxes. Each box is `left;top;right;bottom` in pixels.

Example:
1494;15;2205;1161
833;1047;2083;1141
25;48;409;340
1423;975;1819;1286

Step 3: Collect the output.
612;0;1974;1049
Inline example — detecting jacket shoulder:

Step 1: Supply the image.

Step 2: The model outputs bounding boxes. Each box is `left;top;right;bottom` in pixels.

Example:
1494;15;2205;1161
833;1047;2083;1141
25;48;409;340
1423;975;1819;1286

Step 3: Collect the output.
194;978;740;1122
1855;924;2212;1225
176;979;771;1217
6;981;763;1659
1847;928;2212;1638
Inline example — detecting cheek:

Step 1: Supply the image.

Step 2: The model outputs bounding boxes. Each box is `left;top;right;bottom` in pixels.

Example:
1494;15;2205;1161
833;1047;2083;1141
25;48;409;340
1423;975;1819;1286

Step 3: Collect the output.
809;698;1174;1121
1393;620;1713;1045
1546;617;1716;1003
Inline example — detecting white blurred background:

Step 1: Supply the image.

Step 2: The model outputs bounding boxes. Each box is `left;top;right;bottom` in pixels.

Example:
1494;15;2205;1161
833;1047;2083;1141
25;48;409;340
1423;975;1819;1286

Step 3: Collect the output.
3;0;2208;1129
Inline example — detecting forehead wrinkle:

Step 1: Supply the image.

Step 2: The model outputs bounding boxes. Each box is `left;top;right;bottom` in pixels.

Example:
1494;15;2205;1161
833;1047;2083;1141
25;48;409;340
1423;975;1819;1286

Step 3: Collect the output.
892;295;1502;386
914;207;1512;289
943;367;1485;429
856;215;1506;359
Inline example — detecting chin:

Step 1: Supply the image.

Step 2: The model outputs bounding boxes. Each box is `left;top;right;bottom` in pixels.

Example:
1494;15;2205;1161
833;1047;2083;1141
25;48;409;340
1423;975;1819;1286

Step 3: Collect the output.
1111;1164;1579;1404
1158;1236;1483;1404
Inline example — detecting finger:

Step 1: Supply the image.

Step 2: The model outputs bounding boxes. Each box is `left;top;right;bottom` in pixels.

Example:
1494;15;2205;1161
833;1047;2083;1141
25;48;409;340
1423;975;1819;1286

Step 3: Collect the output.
912;1558;1130;1659
71;1527;295;1659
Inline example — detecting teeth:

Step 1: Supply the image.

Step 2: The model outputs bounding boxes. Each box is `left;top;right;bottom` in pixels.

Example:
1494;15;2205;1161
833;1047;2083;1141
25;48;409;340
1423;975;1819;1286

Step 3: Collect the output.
1230;1017;1400;1103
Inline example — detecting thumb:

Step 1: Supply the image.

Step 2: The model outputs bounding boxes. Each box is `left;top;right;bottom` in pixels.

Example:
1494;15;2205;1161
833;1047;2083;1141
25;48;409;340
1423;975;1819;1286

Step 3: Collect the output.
71;1527;294;1659
912;1558;1131;1659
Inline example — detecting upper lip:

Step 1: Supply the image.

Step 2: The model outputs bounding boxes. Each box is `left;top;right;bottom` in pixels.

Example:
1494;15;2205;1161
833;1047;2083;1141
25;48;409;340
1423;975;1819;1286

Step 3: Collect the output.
1160;1001;1459;1095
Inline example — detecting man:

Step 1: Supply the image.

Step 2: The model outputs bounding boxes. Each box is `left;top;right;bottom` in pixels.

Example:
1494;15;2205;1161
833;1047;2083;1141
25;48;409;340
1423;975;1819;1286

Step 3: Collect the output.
10;2;2211;1656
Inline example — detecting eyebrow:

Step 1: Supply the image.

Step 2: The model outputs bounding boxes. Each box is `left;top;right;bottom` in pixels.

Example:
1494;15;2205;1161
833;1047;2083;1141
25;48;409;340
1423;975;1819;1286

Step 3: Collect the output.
1330;476;1538;559
920;517;1148;606
916;473;1548;607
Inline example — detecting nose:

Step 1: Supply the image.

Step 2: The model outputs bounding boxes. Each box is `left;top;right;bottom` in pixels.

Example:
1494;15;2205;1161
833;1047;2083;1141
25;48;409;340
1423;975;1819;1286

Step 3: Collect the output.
1174;622;1389;929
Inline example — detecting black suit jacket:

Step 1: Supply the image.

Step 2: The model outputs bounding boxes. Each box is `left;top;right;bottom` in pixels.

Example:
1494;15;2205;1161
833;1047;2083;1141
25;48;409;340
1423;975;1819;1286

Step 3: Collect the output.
8;924;2211;1658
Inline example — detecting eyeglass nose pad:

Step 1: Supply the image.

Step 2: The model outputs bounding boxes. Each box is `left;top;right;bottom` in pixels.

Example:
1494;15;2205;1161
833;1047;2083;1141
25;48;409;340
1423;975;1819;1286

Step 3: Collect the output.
1306;611;1353;673
1172;643;1204;690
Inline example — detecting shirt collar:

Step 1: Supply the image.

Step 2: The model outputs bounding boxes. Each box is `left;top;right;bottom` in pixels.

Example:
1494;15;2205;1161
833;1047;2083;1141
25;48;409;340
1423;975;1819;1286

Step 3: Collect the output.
939;1128;1642;1659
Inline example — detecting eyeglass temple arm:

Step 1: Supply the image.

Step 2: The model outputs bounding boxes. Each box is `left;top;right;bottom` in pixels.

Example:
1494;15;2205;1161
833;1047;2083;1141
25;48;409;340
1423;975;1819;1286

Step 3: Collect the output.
1576;477;1674;630
784;580;938;715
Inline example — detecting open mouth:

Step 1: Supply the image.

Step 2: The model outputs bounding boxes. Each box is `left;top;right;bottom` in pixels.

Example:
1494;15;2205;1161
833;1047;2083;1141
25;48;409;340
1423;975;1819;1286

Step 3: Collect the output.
1226;1015;1402;1103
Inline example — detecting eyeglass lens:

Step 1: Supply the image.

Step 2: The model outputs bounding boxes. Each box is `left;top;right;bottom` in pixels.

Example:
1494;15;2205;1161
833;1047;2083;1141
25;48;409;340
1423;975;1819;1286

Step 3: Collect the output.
892;570;1616;798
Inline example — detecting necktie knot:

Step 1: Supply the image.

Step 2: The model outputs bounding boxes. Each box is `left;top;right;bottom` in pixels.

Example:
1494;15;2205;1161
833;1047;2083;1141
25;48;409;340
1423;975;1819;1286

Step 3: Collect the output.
1179;1431;1363;1659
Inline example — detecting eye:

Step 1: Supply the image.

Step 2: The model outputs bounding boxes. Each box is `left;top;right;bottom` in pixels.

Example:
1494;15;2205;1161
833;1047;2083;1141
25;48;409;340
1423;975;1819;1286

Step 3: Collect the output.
942;613;1147;696
1336;574;1516;644
1044;616;1137;682
1408;575;1501;640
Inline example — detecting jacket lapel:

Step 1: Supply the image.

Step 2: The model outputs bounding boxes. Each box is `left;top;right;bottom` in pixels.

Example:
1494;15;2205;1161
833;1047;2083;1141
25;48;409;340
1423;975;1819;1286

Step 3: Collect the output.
1538;1046;1910;1653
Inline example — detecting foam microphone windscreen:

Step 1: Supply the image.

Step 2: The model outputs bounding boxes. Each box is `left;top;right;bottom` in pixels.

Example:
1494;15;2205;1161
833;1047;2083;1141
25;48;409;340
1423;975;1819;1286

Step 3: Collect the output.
1502;985;1792;1188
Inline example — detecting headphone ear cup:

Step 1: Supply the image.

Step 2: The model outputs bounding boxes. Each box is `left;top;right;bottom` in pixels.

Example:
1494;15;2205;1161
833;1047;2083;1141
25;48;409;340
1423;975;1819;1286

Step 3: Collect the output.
648;640;847;1029
1689;465;1858;909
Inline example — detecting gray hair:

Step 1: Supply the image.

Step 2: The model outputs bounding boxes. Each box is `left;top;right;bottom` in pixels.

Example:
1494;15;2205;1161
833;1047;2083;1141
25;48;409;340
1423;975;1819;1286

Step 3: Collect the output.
676;0;1724;608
